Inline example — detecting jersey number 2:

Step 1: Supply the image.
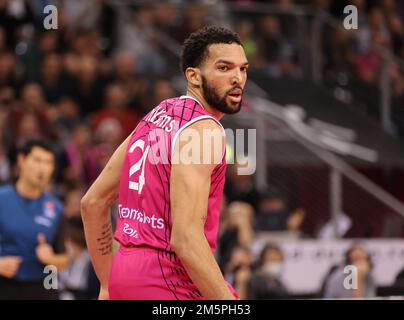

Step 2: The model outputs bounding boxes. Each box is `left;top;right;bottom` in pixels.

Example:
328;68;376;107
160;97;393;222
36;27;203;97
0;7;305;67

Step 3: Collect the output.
128;139;150;194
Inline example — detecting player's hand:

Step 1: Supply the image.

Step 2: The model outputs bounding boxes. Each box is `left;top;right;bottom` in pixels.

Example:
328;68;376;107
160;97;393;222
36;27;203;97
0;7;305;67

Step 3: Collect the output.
36;233;56;265
0;256;22;278
98;286;110;300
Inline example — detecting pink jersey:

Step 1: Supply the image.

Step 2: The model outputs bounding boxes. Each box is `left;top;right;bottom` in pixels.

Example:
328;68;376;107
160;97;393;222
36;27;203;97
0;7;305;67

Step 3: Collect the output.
115;95;226;254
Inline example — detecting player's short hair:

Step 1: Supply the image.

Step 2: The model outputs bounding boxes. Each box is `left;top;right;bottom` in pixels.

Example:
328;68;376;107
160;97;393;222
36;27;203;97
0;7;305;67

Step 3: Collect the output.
18;139;55;158
180;26;242;74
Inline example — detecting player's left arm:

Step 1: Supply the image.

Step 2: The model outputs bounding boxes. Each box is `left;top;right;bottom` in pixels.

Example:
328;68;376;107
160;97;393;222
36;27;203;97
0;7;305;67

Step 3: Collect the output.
80;133;131;300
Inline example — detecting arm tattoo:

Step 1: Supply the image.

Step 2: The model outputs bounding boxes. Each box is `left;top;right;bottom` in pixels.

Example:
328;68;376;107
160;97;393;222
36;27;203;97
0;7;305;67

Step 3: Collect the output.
97;222;113;256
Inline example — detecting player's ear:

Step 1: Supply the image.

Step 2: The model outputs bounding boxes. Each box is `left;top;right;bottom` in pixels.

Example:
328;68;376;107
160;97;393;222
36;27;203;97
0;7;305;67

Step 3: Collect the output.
17;153;26;168
185;67;201;87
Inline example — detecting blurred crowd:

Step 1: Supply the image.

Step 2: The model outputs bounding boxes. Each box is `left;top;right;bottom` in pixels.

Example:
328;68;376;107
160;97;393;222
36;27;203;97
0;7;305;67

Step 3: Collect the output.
319;0;404;137
1;0;404;299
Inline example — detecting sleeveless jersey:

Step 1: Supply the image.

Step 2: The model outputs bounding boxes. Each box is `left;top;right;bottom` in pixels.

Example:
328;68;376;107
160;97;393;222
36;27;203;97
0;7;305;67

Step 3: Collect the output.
115;95;226;253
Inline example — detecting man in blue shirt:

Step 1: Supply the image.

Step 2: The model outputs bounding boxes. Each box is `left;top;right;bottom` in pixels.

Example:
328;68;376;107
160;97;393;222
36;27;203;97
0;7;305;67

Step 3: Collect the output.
0;139;66;299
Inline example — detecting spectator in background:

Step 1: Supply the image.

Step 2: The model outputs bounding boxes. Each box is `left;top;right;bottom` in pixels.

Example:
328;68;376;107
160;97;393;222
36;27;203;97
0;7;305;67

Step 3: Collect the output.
7;99;54;168
323;245;376;299
151;78;176;107
92;117;124;176
353;28;403;117
0;91;13;148
180;4;208;39
0;80;13;182
274;0;299;39
254;189;305;233
323;25;356;81
38;53;67;104
8;83;58;146
354;6;389;55
224;163;260;210
393;265;404;290
388;14;404;56
235;20;258;66
0;51;19;89
50;183;86;253
59;217;99;300
0;0;36;50
218;201;254;271
119;5;167;75
63;0;102;31
256;14;299;78
154;2;179;37
0;85;15;107
355;31;384;86
20;82;49;114
62;123;96;185
247;243;289;299
23;31;61;81
63;186;85;220
223;246;253;300
255;190;289;232
0;139;68;299
54;96;82;139
112;51;149;113
0;26;7;52
92;83;140;139
97;0;119;57
68;55;106;116
15;113;42;146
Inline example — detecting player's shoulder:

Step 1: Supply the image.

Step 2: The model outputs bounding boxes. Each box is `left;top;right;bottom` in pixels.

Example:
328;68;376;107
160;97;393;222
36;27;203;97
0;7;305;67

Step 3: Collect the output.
0;184;15;198
145;97;180;117
156;96;180;109
0;185;16;213
170;95;206;115
186;116;223;132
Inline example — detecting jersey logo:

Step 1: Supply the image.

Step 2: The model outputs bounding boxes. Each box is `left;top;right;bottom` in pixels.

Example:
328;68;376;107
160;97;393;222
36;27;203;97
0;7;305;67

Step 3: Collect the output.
123;223;139;238
44;201;56;219
35;216;52;227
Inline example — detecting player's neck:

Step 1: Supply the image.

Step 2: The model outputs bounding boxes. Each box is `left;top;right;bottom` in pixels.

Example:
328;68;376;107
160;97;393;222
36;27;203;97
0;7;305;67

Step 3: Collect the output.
16;179;42;199
186;89;224;120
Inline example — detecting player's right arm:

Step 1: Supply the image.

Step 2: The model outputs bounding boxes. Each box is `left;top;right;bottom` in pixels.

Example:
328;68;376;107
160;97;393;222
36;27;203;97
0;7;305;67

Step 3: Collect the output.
170;119;235;300
81;133;131;300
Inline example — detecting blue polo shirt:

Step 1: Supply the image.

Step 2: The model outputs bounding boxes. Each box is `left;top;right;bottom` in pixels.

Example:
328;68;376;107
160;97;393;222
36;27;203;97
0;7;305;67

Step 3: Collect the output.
0;185;63;282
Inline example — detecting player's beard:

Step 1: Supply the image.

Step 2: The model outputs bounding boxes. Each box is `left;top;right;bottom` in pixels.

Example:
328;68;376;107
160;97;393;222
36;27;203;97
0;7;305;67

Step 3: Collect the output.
201;75;242;114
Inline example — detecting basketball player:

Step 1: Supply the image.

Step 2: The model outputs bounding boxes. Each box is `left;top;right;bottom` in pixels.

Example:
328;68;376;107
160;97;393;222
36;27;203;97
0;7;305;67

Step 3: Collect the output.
81;26;249;300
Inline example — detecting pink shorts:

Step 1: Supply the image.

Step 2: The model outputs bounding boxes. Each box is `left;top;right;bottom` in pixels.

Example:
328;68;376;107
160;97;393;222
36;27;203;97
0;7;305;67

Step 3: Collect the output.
109;246;238;300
